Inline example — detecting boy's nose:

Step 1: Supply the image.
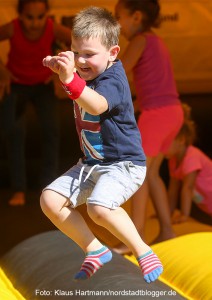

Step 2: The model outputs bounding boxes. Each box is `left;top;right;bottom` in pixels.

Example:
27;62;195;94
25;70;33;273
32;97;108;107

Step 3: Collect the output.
77;56;86;64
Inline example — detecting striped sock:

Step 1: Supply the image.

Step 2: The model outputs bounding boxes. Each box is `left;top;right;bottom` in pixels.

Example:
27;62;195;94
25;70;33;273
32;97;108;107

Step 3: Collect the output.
74;246;112;281
137;250;163;283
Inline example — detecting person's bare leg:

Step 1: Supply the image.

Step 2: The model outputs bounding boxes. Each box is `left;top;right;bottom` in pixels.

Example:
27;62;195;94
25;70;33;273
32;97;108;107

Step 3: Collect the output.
88;204;163;283
88;204;149;256
40;190;103;252
40;190;113;281
112;182;148;254
40;190;162;282
148;154;176;243
131;180;149;238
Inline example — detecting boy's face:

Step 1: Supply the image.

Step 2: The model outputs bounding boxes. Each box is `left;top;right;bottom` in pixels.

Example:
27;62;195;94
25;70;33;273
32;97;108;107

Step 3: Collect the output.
71;36;119;81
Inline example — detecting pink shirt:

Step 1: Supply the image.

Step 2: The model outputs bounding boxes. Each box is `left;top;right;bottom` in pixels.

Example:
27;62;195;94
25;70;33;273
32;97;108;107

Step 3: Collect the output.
133;33;180;111
7;18;54;85
169;146;212;215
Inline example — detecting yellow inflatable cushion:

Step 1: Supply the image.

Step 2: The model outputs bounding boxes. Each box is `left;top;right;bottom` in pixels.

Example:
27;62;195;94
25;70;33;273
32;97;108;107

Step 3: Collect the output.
0;268;25;300
126;232;212;300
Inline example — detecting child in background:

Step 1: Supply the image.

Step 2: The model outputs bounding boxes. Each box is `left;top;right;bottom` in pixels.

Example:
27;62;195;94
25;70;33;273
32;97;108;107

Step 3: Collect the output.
40;6;163;283
0;0;71;205
166;104;212;223
114;0;184;253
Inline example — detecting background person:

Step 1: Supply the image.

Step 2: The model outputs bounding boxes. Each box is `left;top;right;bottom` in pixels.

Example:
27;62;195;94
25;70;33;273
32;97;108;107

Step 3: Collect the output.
0;0;72;205
114;0;184;254
166;103;212;224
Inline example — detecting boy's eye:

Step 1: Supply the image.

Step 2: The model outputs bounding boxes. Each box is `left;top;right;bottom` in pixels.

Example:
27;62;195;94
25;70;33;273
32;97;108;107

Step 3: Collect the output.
86;53;93;57
72;52;94;58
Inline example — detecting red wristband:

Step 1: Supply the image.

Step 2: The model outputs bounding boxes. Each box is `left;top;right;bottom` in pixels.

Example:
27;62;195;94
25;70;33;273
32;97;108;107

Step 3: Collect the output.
61;72;86;100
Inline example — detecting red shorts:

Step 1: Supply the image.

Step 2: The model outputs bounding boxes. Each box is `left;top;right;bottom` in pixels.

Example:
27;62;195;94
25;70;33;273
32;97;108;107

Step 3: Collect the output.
138;104;183;157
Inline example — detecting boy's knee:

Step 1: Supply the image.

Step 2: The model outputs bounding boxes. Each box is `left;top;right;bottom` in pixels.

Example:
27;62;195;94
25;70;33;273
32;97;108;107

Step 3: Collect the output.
87;204;109;223
40;190;53;215
40;190;71;220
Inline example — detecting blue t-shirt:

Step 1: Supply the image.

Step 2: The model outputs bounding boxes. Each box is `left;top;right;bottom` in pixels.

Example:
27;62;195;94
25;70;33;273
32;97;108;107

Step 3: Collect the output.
74;60;146;166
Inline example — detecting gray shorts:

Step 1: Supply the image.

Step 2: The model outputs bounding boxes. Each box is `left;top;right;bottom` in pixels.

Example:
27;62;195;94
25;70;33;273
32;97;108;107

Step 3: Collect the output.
44;160;146;209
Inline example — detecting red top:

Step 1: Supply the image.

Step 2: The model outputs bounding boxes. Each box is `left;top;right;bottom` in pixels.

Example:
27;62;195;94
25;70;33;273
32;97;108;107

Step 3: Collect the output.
7;18;54;85
133;33;180;110
169;145;212;215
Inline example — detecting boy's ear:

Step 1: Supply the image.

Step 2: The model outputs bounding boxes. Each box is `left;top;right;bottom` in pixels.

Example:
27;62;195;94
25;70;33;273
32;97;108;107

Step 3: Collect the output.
109;45;120;61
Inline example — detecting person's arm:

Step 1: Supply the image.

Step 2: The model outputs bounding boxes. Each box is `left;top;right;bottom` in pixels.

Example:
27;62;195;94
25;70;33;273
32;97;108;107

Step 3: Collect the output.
168;176;181;215
120;34;146;74
0;59;13;101
53;22;72;48
49;23;72;97
0;22;13;41
0;22;14;100
43;51;108;115
173;171;198;223
0;60;17;101
181;171;198;218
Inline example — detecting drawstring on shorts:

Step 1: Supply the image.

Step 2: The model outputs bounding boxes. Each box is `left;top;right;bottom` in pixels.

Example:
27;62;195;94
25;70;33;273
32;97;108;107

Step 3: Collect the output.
78;164;98;186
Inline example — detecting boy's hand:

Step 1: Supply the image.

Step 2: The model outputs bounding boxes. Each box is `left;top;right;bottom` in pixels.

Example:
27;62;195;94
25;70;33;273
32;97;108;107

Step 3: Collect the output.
42;51;75;84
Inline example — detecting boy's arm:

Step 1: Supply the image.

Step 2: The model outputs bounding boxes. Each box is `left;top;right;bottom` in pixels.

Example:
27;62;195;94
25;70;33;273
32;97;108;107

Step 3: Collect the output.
43;51;108;115
168;176;181;215
74;84;108;115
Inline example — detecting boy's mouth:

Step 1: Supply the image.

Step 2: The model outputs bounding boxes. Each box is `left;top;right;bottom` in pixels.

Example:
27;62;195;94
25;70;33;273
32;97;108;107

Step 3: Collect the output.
79;67;90;72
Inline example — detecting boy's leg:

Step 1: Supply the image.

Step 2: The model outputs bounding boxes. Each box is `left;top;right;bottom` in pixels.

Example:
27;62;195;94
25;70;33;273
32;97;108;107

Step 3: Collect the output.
113;184;148;255
87;204;163;283
40;190;112;280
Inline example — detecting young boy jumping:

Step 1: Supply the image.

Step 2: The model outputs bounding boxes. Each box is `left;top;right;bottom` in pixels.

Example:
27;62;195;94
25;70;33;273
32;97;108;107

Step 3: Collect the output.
40;6;163;284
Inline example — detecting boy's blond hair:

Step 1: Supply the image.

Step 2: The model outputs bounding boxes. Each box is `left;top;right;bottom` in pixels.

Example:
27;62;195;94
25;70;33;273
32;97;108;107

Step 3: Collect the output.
72;6;120;49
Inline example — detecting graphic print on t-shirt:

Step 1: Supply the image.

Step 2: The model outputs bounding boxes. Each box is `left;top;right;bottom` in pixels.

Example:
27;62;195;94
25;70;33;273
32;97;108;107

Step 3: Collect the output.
74;102;104;163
